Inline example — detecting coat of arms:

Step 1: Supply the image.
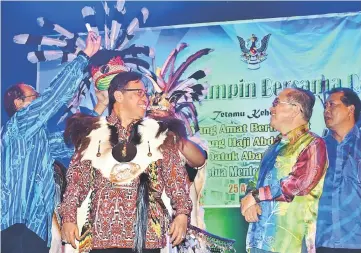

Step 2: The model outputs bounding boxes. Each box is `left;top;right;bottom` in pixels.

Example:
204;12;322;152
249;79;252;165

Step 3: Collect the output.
237;33;271;70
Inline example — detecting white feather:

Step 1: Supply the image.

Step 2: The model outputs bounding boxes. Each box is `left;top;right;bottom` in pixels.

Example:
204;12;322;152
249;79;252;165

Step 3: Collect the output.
115;0;126;13
169;78;197;94
117;8;149;50
82;6;99;36
27;51;76;63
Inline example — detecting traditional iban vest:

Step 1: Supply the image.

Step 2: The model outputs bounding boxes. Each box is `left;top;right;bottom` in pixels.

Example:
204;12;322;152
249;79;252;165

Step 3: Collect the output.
69;117;180;253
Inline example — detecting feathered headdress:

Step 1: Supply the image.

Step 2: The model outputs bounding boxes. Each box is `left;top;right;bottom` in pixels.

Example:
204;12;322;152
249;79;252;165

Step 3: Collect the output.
14;0;155;120
147;43;213;136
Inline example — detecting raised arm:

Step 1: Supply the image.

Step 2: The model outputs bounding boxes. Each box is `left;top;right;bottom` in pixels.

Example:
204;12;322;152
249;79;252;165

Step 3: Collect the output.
178;138;206;168
93;89;109;116
17;32;101;138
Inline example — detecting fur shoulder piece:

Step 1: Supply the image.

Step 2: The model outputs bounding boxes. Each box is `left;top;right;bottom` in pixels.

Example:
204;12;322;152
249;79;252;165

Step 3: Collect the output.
148;116;187;140
79;117;179;185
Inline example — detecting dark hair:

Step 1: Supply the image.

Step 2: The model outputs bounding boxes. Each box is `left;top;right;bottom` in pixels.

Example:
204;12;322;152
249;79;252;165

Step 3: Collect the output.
4;83;25;117
328;87;361;122
108;71;143;113
286;87;315;121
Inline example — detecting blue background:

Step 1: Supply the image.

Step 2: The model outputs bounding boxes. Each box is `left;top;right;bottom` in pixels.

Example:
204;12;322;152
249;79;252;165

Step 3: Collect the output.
1;1;361;125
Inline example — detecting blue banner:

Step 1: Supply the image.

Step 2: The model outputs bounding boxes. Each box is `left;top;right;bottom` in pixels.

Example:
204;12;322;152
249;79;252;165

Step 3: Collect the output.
38;12;361;251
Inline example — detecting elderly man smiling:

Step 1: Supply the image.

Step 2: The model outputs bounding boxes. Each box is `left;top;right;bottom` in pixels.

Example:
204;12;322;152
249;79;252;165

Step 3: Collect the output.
240;87;328;253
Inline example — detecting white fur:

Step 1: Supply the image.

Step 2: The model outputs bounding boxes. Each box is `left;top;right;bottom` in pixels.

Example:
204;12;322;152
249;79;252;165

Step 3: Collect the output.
81;117;167;184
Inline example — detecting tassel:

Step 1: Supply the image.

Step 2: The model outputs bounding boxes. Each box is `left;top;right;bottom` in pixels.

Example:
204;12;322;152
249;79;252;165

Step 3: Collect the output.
134;173;149;253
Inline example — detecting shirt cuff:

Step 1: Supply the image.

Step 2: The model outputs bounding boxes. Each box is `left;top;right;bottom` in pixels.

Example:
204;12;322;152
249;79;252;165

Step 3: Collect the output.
175;208;191;217
77;50;90;61
258;186;272;201
61;215;77;225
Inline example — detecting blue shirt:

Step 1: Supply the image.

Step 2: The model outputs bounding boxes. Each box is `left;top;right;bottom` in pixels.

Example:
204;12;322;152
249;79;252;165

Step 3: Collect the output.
47;105;99;167
1;55;88;246
316;125;361;249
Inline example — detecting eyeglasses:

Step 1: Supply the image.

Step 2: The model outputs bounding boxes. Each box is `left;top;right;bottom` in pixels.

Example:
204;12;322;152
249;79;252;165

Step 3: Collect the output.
272;97;303;113
122;88;148;98
20;93;39;100
272;97;296;107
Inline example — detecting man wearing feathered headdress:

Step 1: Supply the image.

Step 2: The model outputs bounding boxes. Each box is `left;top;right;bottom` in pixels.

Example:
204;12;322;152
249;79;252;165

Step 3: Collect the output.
12;2;236;251
60;69;192;253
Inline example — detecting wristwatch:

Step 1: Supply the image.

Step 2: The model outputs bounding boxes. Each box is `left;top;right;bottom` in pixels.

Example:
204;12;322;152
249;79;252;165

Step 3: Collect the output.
251;189;261;203
77;50;90;60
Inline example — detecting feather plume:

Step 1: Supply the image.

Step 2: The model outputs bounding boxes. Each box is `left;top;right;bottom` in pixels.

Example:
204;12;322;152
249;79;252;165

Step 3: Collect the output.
116;7;149;50
109;0;126;49
37;17;72;39
27;50;76;63
82;6;99;36
160;42;188;83
37;17;86;50
123;57;150;69
177;103;199;134
167;48;213;92
102;1;111;50
121;44;154;58
14;34;67;47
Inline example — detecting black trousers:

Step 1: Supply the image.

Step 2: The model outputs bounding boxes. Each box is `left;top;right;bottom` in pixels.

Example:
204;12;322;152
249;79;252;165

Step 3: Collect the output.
90;249;160;253
317;247;361;253
1;223;49;253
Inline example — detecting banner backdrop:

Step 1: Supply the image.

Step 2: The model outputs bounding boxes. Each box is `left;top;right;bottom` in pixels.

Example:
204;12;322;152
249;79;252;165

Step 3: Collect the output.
38;12;361;252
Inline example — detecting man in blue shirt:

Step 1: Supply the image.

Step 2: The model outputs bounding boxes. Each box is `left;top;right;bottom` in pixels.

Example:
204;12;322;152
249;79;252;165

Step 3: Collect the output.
316;87;361;253
1;32;101;253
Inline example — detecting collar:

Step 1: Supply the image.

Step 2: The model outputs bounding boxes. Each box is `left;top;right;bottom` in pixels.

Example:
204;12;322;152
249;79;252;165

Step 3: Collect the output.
106;112;140;140
326;124;360;142
107;111;122;129
349;125;360;138
280;124;309;144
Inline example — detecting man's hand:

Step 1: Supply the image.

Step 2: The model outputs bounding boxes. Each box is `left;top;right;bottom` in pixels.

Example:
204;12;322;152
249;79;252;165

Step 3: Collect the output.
61;222;80;249
93;88;109;115
169;214;188;247
244;204;262;223
83;31;101;58
241;193;257;215
95;89;109;106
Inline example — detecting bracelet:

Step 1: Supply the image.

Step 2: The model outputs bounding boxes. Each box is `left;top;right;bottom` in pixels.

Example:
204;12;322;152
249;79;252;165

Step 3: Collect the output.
77;50;90;61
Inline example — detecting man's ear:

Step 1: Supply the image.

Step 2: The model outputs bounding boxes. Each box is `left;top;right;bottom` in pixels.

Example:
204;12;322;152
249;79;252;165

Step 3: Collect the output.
348;105;355;118
113;90;124;103
14;98;23;111
290;105;301;118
